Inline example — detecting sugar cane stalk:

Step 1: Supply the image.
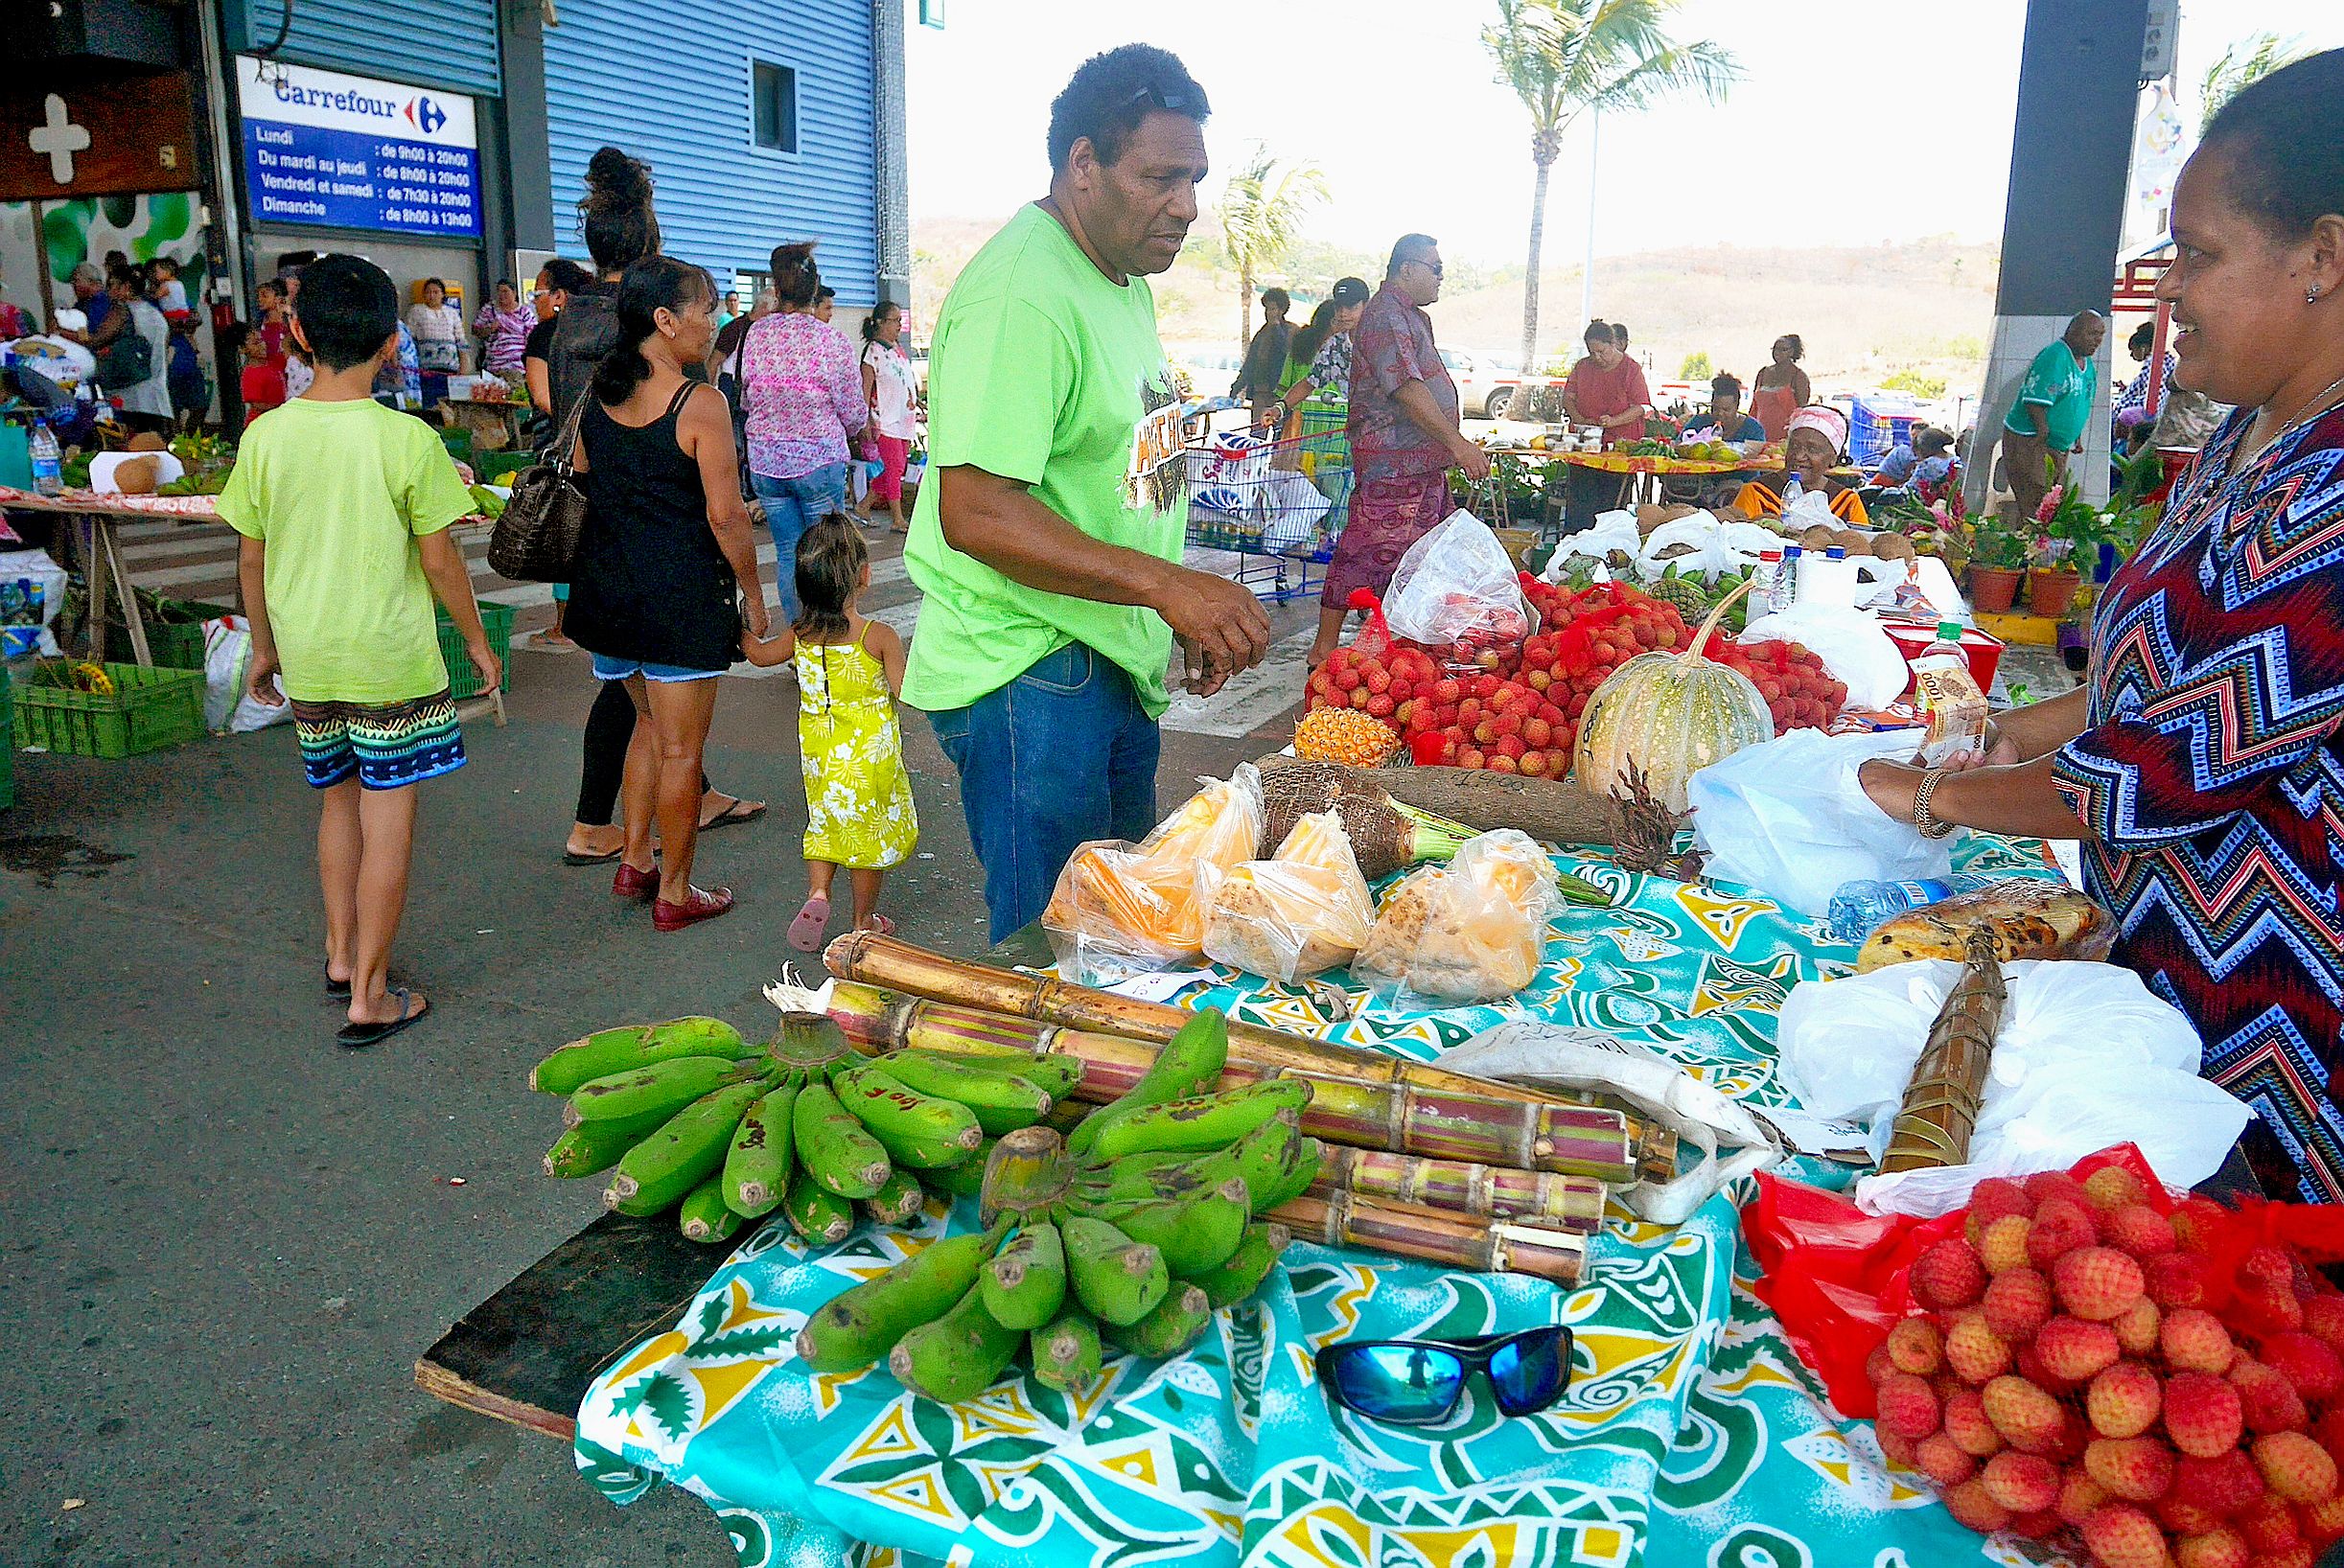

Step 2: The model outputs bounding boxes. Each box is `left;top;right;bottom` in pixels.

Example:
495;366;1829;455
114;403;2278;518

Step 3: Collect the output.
1310;1145;1607;1234
1266;1191;1587;1286
824;933;1673;1179
827;981;1636;1184
1879;932;2006;1174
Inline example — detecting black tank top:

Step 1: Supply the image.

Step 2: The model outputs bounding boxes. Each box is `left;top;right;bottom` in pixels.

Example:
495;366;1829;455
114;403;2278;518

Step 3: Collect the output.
566;380;740;672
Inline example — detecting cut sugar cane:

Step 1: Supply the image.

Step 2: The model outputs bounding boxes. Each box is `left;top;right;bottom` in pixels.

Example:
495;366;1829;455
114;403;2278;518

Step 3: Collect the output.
826;981;1636;1185
1266;1191;1587;1286
823;934;1671;1179
1878;931;2006;1174
1310;1146;1607;1234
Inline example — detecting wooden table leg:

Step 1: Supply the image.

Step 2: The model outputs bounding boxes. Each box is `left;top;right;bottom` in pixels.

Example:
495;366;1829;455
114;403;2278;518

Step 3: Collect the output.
81;515;108;664
100;519;153;668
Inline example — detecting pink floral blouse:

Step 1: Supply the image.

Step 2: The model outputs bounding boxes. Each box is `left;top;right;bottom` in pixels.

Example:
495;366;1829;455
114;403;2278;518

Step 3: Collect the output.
740;313;868;479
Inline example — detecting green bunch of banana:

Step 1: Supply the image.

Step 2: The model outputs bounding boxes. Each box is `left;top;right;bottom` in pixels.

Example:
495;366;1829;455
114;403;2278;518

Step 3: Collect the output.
531;1012;1077;1244
794;1009;1322;1401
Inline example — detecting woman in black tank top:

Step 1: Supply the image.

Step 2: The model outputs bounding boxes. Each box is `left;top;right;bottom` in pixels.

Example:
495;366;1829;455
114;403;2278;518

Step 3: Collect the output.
566;258;770;933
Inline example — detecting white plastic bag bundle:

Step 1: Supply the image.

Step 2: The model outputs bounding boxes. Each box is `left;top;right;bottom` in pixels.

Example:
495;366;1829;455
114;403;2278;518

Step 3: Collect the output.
1780;489;1839;535
1739;605;1912;709
1540;511;1643;583
1635;514;1782;585
1687;726;1955;914
1775;958;2250;1215
201;615;293;732
1256;472;1331;552
1438;1023;1784;1224
0;546;68;657
1383;512;1532;647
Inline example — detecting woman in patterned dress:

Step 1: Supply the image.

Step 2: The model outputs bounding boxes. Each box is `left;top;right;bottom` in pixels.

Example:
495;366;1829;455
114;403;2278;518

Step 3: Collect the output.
743;516;918;952
1862;50;2344;1204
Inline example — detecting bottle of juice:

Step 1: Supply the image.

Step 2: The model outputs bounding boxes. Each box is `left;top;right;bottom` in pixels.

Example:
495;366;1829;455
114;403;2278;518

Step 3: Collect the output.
1912;620;1988;766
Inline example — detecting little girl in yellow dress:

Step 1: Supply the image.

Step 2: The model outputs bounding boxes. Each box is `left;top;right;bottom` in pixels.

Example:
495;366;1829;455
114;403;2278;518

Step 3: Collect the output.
743;516;918;950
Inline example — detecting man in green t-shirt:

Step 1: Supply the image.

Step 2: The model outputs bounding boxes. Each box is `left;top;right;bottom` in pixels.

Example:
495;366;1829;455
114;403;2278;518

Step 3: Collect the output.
2002;310;2106;521
903;44;1272;940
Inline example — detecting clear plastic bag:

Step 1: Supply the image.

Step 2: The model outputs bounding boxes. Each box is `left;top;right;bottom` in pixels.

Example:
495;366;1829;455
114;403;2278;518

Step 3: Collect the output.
1635;513;1784;585
1352;829;1561;1004
1044;765;1265;984
1687;727;1957;915
1382;511;1533;652
1202;809;1375;982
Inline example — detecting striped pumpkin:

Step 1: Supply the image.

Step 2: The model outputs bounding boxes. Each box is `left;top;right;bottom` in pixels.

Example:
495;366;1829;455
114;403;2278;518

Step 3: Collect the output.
1572;582;1771;814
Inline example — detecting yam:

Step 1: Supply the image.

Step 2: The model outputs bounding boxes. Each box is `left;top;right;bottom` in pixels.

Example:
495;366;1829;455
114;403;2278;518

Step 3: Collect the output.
126;431;169;453
1870;533;1917;562
1256;755;1615;847
1832;529;1870;555
1799;524;1840;550
111;456;160;495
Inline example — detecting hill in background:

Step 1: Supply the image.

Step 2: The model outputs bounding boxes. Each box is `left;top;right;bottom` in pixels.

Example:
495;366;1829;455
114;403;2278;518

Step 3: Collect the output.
913;216;2001;402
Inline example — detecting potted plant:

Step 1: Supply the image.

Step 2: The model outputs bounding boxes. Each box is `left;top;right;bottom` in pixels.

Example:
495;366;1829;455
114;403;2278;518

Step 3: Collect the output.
1963;512;2029;613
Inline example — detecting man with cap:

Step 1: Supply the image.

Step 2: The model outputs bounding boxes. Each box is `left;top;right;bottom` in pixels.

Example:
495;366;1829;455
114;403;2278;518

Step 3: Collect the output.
1310;242;1487;666
2001;310;2107;522
1731;404;1871;525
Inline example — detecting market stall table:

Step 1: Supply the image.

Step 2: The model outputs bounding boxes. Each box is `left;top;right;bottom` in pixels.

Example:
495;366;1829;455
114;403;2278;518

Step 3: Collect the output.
0;486;223;666
418;836;2074;1568
442;393;532;453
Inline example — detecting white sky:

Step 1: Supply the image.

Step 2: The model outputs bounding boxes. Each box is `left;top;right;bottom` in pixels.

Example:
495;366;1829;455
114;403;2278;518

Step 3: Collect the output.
906;0;2341;265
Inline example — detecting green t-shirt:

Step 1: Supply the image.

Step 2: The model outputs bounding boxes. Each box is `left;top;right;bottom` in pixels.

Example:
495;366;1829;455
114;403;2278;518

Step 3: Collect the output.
2005;340;2100;450
216;396;474;703
901;203;1189;719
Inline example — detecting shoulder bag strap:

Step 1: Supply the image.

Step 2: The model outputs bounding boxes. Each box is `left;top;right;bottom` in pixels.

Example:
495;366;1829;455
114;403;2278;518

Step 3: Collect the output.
548;389;592;480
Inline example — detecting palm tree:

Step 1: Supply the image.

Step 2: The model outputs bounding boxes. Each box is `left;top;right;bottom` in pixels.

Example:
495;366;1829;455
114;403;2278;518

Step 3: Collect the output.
1216;144;1328;352
1483;0;1737;371
2197;32;2309;133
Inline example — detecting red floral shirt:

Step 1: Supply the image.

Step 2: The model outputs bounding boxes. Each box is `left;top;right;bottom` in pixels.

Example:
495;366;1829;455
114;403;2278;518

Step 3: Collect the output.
1347;284;1458;482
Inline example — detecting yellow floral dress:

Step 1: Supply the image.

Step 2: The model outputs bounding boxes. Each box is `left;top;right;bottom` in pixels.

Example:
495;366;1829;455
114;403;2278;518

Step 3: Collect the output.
795;634;917;869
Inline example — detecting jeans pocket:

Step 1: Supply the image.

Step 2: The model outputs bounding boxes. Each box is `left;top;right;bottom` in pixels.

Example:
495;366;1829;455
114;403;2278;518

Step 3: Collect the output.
1015;643;1094;698
929;707;971;772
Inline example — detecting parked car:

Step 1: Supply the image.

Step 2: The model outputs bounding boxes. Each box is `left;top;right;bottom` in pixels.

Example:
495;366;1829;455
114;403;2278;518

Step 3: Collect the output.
1442;348;1522;419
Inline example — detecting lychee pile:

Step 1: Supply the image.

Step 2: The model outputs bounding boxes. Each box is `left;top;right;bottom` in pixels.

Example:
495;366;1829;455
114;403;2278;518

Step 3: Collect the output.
1868;1162;2344;1568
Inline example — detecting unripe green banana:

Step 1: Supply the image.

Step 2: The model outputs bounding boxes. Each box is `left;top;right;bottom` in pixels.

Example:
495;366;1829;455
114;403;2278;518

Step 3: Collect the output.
782;1165;854;1244
680;1174;745;1243
864;1168;926;1226
1067;1009;1228;1158
877;1052;1055;1135
888;1280;1022;1403
1253;1137;1323;1212
722;1083;798;1216
795;1223;1005;1373
1186;1223;1288;1308
793;1081;891;1198
544;1105;673;1178
979;1219;1066;1330
530;1016;754;1095
1059;1213;1169;1326
834;1064;984;1163
571;1053;752;1123
1032;1304;1101;1395
1079;1079;1311;1163
1000;1053;1086;1101
604;1080;766;1216
858;1119;985;1172
1079;1178;1250;1277
1100;1283;1213;1360
931;1142;993;1199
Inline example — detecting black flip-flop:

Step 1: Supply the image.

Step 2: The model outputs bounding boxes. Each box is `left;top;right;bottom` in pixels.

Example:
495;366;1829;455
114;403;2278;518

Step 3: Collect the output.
562;846;623;866
325;964;352;1003
698;796;767;833
337;988;429;1049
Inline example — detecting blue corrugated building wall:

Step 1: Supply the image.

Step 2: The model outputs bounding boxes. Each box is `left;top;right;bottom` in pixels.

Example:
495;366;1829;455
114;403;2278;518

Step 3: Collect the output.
542;0;879;304
222;0;503;98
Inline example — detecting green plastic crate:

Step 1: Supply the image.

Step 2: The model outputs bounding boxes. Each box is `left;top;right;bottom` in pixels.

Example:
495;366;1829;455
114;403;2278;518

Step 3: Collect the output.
477;450;533;484
13;661;203;758
437;601;515;699
1;666;13;808
128;597;235;671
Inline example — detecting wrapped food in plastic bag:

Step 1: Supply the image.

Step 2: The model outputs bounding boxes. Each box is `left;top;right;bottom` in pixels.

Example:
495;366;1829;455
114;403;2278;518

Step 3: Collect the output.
1353;829;1561;1003
1044;764;1265;983
1202;810;1376;981
1855;878;2113;971
1382;511;1533;653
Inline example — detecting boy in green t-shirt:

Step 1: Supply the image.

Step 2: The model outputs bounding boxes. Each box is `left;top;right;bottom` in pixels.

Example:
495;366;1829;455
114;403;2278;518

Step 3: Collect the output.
217;255;499;1048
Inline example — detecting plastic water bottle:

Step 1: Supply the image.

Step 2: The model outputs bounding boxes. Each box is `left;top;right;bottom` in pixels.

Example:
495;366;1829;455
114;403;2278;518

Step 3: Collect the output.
1751;546;1783;611
1826;872;2003;943
1774;544;1802;613
29;417;61;496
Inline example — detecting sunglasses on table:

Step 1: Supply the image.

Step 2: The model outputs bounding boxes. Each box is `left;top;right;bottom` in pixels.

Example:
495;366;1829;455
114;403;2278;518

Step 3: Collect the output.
1316;1325;1574;1425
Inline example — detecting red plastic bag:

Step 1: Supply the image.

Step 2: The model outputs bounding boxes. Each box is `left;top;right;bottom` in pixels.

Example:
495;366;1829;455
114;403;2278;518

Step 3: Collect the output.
1345;588;1396;661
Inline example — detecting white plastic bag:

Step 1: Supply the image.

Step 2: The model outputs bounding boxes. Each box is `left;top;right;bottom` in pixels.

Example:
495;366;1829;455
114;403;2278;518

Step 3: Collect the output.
1200;810;1375;981
1739;606;1912;709
1635;514;1782;585
1775;958;2250;1215
1045;766;1265;985
1781;489;1839;535
1687;726;1955;915
1382;511;1532;648
1352;829;1560;1004
201;615;292;732
1438;1023;1784;1224
0;546;67;657
1257;472;1331;552
1540;511;1643;583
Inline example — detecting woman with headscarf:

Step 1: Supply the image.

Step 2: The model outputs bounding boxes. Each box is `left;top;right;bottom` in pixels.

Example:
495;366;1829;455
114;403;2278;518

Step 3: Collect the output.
1859;51;2344;1204
1731;404;1869;525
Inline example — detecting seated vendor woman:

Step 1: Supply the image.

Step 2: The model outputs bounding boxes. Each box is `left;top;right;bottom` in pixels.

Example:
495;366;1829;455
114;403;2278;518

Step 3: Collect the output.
1681;373;1766;444
1731;404;1869;525
1859;49;2344;1205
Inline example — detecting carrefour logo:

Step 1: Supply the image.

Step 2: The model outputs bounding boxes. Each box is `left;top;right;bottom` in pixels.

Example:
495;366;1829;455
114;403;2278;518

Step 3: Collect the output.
406;97;447;134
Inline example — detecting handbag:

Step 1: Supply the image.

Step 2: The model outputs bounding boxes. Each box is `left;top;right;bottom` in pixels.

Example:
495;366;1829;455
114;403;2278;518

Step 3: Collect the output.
488;392;592;583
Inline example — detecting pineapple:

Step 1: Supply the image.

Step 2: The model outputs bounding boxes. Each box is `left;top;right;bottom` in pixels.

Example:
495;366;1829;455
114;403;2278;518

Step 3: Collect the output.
1293;706;1400;767
1648;567;1710;621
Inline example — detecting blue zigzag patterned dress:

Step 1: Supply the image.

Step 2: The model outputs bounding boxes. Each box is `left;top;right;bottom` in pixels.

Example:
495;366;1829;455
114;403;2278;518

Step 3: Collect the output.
2054;405;2344;1205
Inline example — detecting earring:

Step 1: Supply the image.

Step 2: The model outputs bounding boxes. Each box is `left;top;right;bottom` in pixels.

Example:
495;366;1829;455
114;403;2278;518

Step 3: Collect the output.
2313;285;2326;305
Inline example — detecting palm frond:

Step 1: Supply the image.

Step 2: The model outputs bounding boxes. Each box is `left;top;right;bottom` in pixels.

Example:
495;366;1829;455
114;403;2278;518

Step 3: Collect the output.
1216;142;1328;276
2197;31;2310;133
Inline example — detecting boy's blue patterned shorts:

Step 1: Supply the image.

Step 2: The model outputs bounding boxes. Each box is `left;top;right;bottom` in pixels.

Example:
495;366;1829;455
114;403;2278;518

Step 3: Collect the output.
290;690;465;790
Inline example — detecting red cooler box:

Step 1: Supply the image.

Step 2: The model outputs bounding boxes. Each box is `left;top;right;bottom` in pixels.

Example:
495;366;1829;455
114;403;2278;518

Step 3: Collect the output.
1880;621;2004;701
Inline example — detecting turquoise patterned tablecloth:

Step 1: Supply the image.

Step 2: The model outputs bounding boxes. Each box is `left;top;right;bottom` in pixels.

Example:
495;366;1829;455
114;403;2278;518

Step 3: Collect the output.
573;839;2056;1568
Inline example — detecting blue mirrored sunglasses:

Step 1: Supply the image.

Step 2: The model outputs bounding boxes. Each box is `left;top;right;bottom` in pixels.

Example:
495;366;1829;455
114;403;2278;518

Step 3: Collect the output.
1316;1326;1573;1425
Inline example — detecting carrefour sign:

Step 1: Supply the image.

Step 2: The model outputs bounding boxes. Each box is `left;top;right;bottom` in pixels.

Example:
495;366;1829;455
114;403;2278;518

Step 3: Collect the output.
236;58;479;239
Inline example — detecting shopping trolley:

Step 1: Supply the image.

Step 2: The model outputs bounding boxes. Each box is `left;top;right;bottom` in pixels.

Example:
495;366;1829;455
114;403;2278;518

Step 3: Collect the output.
1181;405;1351;604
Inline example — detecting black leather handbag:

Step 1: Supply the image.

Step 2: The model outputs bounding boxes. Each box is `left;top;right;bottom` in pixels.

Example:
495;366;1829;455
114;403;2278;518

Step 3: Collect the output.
486;394;591;583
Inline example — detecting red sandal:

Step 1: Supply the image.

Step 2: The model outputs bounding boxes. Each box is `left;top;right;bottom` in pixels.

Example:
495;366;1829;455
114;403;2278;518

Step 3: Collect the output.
613;862;661;902
654;885;735;933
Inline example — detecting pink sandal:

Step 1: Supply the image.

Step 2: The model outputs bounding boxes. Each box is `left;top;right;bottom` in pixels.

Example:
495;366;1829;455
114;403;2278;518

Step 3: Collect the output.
788;895;831;953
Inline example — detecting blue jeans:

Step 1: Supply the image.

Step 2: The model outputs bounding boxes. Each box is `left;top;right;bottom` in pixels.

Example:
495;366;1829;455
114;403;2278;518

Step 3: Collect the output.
752;463;847;623
929;643;1162;943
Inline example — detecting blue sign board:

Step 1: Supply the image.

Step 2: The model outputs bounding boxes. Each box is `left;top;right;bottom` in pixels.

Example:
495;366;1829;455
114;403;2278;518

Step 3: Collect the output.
236;58;481;240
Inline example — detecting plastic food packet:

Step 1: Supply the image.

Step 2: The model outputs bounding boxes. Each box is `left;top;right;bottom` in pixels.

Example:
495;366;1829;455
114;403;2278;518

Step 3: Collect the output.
1352;829;1562;1004
1044;765;1265;984
1201;810;1376;982
1381;511;1534;657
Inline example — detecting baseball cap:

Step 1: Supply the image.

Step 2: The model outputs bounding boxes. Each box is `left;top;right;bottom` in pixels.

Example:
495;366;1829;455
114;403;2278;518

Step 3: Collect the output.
1329;277;1369;305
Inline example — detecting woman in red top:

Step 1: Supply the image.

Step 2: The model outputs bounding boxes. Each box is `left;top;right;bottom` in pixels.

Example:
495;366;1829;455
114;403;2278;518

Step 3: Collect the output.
1559;320;1652;529
1750;334;1811;442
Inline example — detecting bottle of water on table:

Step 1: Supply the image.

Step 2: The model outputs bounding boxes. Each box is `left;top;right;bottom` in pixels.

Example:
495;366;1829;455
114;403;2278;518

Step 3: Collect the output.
1826;872;2002;943
30;415;61;496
